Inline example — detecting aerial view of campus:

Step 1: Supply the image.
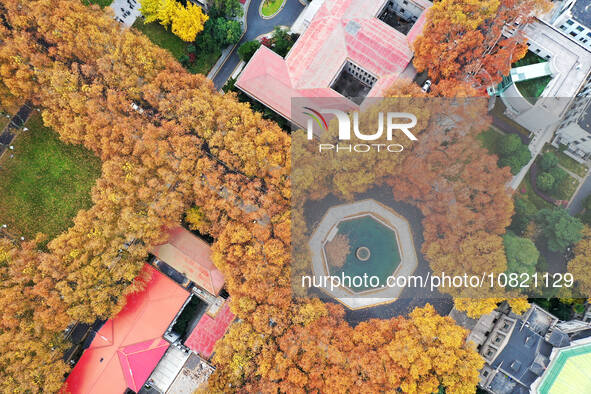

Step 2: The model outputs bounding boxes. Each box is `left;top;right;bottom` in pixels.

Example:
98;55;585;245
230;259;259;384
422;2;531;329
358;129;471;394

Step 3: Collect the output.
2;0;591;393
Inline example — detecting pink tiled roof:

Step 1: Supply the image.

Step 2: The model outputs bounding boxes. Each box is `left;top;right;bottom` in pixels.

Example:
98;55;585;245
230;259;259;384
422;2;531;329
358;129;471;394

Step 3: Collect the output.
150;227;225;295
184;301;235;358
236;0;431;125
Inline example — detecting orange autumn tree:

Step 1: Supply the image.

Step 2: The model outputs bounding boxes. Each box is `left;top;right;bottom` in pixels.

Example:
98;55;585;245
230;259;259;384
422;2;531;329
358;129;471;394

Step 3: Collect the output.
568;226;591;297
0;238;70;392
210;303;483;393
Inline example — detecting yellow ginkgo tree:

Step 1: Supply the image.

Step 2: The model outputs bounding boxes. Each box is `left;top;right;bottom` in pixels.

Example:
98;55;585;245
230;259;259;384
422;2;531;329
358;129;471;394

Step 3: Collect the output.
140;0;208;41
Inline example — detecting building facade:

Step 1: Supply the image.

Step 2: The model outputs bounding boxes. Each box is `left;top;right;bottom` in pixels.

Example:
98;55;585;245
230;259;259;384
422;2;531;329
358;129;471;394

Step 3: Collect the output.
496;19;591;137
550;0;591;50
451;303;591;394
552;74;591;162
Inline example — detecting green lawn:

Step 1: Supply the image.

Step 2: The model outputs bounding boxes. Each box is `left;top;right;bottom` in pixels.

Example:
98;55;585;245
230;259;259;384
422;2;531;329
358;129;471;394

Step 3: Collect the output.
515;76;552;104
543;144;589;178
549;173;579;201
517;175;553;211
81;0;113;7
477;128;503;156
0;114;101;240
512;50;552;104
261;0;285;16
513;50;546;68
132;20;220;75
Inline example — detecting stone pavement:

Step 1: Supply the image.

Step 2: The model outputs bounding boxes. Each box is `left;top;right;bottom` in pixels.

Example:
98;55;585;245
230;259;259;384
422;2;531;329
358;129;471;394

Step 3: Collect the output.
110;0;142;26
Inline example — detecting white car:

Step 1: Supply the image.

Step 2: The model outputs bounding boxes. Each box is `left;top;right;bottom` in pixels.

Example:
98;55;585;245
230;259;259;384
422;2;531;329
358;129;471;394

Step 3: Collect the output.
130;102;144;114
421;79;432;93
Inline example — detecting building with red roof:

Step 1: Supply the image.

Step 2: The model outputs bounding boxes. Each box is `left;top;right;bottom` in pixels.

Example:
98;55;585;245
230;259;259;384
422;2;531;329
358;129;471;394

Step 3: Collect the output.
63;265;190;394
235;0;431;127
184;301;235;358
150;227;225;296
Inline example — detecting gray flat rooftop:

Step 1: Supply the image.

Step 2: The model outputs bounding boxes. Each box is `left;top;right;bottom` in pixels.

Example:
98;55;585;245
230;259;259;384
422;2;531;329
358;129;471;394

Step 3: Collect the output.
572;0;591;28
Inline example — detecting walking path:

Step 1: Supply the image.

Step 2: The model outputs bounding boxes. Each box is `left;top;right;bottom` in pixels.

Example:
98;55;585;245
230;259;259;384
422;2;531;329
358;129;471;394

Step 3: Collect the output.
508;123;556;190
0;103;33;160
560;164;583;182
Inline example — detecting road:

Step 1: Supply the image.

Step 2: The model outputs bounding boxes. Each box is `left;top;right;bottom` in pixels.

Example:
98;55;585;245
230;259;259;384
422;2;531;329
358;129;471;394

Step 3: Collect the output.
569;171;591;216
211;0;305;89
0;103;33;157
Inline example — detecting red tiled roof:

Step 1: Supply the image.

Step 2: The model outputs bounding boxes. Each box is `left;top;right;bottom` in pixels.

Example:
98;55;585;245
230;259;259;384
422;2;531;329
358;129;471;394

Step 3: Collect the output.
236;0;431;126
150;227;225;295
184;301;235;358
63;265;189;394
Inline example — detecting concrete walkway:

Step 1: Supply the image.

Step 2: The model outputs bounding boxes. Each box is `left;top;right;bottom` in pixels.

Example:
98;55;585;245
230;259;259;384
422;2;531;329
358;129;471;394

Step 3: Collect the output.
211;0;305;89
110;0;142;26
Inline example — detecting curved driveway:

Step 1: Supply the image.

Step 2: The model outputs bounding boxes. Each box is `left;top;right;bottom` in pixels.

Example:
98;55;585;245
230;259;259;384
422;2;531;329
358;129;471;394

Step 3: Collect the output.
212;0;305;89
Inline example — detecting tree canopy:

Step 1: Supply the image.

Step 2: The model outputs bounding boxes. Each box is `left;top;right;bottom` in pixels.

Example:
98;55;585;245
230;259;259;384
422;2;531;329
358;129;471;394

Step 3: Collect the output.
536;207;583;252
503;231;539;277
140;0;209;41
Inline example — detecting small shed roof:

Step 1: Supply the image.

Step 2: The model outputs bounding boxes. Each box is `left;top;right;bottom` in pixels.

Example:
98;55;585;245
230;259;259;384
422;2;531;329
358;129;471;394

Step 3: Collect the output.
184;301;235;358
150;227;225;295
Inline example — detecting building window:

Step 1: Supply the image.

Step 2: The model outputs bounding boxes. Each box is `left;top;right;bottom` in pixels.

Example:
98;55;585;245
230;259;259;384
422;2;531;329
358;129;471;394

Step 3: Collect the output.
567;19;575;25
560;24;567;30
577;26;584;32
570;31;578;37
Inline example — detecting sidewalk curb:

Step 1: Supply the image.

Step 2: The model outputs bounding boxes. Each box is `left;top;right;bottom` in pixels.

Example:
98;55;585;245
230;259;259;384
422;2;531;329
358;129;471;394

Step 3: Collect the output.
259;0;286;20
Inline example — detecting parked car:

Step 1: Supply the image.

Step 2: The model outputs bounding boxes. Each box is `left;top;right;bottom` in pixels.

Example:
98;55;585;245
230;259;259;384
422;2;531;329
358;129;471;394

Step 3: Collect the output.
421;79;432;93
